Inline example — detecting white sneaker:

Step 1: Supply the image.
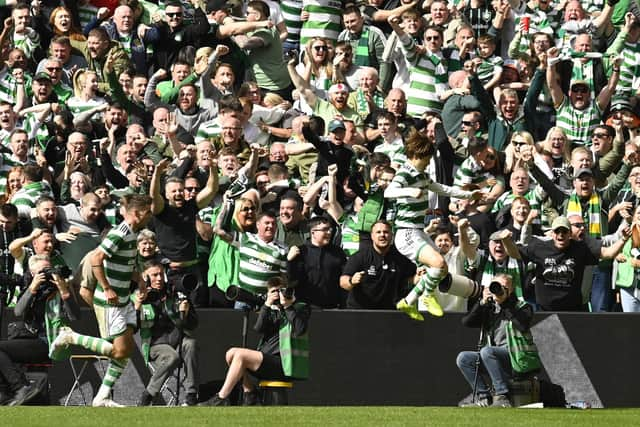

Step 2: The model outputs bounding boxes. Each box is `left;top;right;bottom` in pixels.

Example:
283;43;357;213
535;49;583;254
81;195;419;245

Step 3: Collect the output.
92;396;125;407
51;326;74;352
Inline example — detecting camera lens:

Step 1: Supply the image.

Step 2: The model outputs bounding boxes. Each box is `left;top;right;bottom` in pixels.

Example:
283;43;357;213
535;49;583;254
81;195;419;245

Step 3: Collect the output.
489;281;505;297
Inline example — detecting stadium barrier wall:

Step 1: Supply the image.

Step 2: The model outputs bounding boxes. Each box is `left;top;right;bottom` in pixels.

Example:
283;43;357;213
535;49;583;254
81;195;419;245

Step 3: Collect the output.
2;309;638;407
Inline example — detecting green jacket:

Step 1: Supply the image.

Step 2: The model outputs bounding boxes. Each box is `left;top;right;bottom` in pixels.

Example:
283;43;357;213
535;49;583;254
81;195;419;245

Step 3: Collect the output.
80;40;131;94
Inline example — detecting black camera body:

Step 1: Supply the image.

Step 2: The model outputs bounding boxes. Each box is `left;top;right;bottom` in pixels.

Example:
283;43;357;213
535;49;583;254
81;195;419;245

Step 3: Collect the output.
280;287;295;299
42;266;72;281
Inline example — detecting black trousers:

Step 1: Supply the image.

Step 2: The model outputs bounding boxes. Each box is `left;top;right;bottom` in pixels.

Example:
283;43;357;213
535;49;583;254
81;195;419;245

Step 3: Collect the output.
0;338;49;392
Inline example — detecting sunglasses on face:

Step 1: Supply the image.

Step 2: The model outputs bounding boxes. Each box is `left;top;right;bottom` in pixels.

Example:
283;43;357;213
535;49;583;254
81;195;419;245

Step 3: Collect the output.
46;67;62;72
485;153;496;161
461;120;475;126
425;36;440;41
592;132;609;139
571;86;589;93
166;12;183;18
313;45;328;52
240;206;255;212
512;140;527;146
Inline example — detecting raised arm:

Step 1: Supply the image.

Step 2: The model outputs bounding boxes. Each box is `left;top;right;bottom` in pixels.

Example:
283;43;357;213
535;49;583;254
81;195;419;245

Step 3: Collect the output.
287;56;317;106
596;55;622;111
196;163;219;209
546;47;565;108
150;158;170;215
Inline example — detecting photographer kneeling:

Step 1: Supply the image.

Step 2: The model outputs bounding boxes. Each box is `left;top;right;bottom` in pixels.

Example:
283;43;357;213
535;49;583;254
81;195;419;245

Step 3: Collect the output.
0;254;79;406
134;260;200;406
211;277;311;406
456;273;540;408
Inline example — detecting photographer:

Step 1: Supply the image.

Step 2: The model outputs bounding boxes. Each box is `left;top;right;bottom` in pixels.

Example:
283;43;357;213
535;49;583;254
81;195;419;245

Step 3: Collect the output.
456;274;540;408
0;254;79;406
134;260;200;407
211;277;310;406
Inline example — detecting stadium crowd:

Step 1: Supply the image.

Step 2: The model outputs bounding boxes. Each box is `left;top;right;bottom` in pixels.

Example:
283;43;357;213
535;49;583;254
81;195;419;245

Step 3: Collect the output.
0;0;637;406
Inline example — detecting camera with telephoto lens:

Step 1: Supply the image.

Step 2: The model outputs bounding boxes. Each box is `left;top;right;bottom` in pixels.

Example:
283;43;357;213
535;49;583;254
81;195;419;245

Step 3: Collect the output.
489;281;505;297
167;273;198;304
42;266;71;281
225;285;267;309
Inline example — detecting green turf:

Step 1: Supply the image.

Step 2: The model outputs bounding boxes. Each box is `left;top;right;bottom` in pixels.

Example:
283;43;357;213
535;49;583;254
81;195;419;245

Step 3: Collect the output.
1;407;639;427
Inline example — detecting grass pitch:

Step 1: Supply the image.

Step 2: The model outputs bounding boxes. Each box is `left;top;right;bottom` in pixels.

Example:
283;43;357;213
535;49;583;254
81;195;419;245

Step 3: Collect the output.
1;406;639;427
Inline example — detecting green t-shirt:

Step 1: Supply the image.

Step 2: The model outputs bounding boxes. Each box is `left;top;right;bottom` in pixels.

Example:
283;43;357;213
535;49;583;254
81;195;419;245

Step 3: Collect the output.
247;27;292;91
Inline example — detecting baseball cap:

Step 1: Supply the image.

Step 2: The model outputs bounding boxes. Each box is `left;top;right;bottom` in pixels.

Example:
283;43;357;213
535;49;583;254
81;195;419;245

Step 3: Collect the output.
573;167;593;179
33;72;52;83
570;79;589;90
328;119;346;133
551;216;571;232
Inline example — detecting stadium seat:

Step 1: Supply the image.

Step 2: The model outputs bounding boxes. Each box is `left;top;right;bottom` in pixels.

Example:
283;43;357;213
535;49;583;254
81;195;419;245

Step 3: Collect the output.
259;380;293;405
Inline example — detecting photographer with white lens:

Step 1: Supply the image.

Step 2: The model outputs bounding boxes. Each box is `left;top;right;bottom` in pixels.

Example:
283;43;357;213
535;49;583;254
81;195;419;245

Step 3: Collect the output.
456;274;540;408
134;260;200;406
210;277;310;406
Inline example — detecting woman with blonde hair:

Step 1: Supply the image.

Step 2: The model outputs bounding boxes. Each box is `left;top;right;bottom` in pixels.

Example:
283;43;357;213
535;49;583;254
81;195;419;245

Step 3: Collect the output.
207;190;261;307
504;130;536;174
294;37;334;113
67;69;106;119
536;127;571;184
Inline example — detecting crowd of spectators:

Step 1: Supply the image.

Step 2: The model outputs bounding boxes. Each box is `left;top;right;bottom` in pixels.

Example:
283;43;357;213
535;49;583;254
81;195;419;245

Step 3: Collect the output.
0;0;638;330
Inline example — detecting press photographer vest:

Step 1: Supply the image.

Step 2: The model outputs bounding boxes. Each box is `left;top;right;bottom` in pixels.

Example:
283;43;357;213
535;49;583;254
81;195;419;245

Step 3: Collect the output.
505;301;541;374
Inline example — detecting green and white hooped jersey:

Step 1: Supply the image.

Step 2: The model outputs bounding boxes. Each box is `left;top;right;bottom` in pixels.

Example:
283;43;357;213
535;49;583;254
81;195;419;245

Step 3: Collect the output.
387;162;430;229
476;55;503;85
299;0;342;45
67;96;106;119
555;96;602;147
282;0;304;44
12;29;40;59
95;221;138;307
77;3;99;29
400;34;449;117
617;41;640;95
195;118;221;144
232;231;288;295
0;68;16;104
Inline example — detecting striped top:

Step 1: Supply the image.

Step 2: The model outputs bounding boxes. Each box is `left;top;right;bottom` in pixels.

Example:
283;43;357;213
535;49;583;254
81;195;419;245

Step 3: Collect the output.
476;55;503;86
95;221;138;307
77;3;98;29
281;0;304;44
555;96;601;146
0;67;16;104
299;0;342;45
195;118;221;144
617;41;640;95
67;96;107;119
22;111;52;150
399;34;449;117
12;29;41;59
453;156;493;188
9;180;52;217
232;231;288;294
373;136;406;166
386;162;431;229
